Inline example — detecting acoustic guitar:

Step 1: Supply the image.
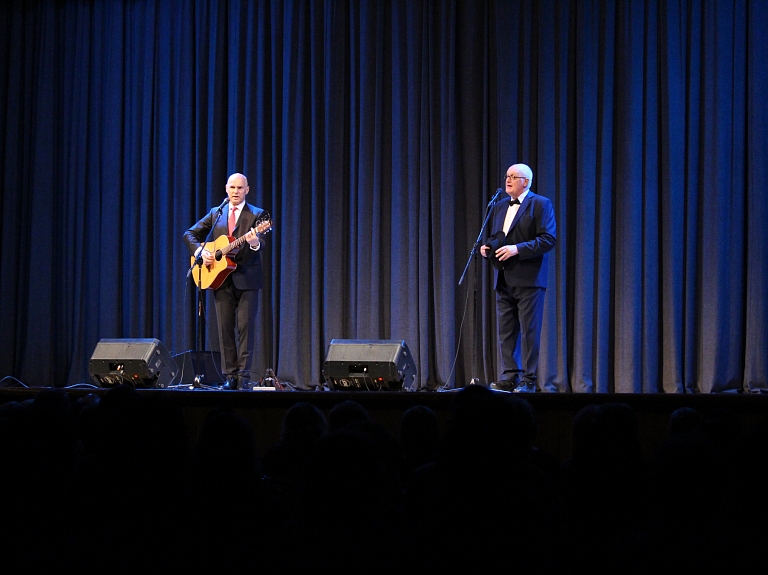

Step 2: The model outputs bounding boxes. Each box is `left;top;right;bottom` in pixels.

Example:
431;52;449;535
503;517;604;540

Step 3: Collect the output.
190;218;273;289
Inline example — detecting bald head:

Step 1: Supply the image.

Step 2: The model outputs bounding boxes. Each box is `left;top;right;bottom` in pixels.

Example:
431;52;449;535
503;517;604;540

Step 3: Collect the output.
227;173;248;187
225;173;250;206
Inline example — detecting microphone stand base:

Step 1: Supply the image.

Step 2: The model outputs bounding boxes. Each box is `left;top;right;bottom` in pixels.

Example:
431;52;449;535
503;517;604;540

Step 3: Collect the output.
174;350;223;387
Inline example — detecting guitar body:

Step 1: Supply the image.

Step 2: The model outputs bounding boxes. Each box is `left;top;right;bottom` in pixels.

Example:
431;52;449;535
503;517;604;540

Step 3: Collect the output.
190;235;238;289
189;217;273;290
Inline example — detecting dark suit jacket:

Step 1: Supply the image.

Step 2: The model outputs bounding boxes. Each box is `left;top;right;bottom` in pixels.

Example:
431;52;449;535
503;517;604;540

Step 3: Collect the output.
183;202;268;290
486;191;556;289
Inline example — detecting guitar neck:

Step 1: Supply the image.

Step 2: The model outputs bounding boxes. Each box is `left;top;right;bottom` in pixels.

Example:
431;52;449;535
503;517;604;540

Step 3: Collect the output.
217;219;271;256
220;234;248;256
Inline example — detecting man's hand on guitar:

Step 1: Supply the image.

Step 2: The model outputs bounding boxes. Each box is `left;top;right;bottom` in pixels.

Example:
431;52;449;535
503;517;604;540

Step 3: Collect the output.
245;227;260;249
196;247;215;266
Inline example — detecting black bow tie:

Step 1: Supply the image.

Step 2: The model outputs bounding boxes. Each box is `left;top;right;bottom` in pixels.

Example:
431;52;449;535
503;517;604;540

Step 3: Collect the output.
509;199;520;206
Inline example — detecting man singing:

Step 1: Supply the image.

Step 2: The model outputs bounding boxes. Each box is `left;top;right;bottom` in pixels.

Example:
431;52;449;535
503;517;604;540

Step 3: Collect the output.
480;163;556;393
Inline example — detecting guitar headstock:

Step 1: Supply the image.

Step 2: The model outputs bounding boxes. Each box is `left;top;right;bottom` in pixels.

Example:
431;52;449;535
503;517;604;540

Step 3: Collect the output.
255;217;273;235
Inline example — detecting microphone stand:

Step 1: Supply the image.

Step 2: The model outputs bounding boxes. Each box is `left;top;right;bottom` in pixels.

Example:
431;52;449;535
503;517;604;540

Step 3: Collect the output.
454;189;503;388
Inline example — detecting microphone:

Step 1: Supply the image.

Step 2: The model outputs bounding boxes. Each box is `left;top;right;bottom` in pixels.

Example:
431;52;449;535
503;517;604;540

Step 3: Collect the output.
488;187;503;206
216;196;229;212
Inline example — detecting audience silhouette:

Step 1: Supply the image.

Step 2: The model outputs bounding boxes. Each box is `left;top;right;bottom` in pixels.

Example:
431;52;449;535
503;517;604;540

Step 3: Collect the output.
0;385;764;572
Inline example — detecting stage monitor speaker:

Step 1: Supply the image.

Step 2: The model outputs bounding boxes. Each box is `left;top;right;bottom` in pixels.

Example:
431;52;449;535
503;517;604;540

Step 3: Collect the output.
323;339;419;391
89;338;178;389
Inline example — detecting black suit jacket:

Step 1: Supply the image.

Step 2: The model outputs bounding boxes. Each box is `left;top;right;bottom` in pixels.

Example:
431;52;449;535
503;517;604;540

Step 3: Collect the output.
486;191;556;289
183;202;268;290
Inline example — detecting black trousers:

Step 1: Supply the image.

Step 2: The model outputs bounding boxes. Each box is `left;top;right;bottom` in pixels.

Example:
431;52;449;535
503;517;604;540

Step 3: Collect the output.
213;275;260;379
495;273;546;386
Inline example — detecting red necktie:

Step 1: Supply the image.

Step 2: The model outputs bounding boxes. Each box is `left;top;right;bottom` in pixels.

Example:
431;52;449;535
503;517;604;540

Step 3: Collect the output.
228;206;237;235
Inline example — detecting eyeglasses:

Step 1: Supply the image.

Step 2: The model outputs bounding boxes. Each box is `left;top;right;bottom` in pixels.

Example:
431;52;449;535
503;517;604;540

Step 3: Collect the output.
505;175;527;180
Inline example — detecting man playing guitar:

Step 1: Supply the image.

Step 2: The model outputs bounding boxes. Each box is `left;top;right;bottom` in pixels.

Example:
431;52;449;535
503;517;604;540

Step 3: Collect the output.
183;173;271;390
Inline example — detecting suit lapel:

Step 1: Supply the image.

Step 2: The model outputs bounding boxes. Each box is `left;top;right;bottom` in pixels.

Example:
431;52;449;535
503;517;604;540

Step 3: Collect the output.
233;204;254;236
508;192;534;233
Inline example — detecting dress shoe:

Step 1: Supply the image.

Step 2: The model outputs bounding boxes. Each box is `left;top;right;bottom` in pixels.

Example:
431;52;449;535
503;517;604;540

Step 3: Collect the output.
512;381;536;393
490;379;516;392
221;376;237;390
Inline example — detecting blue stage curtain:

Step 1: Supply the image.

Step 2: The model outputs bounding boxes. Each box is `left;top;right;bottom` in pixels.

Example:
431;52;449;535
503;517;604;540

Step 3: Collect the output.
1;0;766;393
